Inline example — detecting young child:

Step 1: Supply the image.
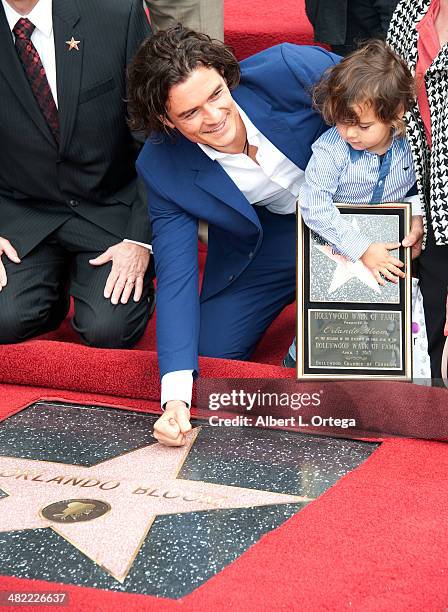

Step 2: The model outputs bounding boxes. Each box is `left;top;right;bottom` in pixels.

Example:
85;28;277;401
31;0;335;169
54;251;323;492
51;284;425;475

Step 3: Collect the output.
284;39;425;368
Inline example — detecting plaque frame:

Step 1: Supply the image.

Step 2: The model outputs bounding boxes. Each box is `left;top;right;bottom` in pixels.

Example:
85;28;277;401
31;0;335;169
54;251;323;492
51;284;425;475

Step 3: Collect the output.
296;203;412;380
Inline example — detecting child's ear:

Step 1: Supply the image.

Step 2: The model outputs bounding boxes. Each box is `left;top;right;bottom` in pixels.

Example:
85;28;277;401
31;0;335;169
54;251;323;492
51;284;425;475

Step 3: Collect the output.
395;103;405;119
392;116;406;137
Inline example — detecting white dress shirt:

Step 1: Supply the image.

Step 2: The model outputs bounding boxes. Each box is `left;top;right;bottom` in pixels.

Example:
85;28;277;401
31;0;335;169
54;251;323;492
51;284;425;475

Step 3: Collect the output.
198;105;305;214
2;0;58;105
160;105;305;408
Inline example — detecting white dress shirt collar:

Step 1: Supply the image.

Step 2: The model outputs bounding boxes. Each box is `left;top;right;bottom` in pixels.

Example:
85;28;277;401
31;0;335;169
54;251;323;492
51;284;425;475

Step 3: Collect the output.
2;0;53;38
198;104;260;160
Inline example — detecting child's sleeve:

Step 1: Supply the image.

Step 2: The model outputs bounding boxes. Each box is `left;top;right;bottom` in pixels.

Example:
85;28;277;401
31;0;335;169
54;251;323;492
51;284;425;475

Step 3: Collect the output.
299;133;372;262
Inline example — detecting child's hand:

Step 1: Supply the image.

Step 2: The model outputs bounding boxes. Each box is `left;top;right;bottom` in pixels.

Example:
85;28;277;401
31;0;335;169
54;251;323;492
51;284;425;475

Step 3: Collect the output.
360;242;405;286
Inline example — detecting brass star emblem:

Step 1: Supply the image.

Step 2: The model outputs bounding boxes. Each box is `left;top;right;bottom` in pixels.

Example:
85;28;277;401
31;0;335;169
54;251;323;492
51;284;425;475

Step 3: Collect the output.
0;428;312;582
65;37;80;51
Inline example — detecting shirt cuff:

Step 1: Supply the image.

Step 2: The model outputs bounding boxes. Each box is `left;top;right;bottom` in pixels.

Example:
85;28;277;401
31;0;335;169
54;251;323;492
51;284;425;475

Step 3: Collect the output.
161;370;194;409
403;195;423;217
124;238;153;253
341;233;373;262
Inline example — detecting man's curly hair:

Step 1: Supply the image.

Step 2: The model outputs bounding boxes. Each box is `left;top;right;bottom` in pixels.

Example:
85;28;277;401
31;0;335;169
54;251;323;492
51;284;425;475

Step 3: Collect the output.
127;25;241;135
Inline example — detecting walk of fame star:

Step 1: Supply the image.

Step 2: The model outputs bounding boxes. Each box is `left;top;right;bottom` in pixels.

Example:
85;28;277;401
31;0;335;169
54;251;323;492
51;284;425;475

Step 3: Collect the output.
0;428;312;583
66;37;80;51
314;218;382;295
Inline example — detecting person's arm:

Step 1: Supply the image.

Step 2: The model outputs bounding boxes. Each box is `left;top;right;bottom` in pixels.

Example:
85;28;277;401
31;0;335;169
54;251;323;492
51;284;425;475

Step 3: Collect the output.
147;188;200;379
402;214;424;260
359;179;421;283
402;182;424;260
161;370;194;408
125;0;153;244
300;133;407;284
125;0;152;66
299;134;373;262
281;42;341;92
138;159;200;444
148;186;199;445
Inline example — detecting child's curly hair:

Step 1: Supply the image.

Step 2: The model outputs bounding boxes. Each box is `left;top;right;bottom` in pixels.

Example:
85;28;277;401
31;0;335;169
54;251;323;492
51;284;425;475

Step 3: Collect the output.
313;39;415;136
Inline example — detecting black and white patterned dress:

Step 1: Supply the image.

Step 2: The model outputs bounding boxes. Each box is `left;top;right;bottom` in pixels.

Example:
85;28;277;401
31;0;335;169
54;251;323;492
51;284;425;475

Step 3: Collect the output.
387;0;448;246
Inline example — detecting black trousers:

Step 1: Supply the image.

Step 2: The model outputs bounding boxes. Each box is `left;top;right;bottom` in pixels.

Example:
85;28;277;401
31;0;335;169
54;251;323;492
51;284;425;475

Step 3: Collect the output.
332;0;399;56
0;216;154;348
418;226;448;380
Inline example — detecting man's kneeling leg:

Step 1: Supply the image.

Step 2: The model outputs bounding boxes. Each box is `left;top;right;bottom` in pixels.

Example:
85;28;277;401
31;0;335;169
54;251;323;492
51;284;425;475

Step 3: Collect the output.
0;241;69;344
71;251;155;349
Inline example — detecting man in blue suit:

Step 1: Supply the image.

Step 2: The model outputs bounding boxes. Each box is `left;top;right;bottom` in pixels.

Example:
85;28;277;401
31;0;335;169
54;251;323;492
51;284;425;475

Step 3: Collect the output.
127;26;339;445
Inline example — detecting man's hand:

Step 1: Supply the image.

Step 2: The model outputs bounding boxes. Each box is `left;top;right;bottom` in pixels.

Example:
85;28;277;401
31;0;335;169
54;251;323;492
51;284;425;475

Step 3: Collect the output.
0;237;20;291
402;215;424;260
360;241;405;286
153;401;192;447
89;241;150;304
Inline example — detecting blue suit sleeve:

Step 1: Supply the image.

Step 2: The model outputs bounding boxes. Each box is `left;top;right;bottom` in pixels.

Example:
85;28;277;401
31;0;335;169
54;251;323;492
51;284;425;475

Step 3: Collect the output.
141;169;200;380
280;43;341;89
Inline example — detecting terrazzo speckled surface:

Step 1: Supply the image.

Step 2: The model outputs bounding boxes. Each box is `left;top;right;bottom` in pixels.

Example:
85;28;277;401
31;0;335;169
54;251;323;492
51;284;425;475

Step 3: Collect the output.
310;213;400;304
0;401;379;598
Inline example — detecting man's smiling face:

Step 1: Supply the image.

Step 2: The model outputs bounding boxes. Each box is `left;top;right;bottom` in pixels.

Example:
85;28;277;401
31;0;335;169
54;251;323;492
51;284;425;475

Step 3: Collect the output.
164;65;244;154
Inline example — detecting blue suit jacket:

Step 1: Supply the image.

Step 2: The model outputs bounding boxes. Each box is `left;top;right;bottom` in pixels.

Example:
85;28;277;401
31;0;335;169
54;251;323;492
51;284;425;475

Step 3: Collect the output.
137;43;339;379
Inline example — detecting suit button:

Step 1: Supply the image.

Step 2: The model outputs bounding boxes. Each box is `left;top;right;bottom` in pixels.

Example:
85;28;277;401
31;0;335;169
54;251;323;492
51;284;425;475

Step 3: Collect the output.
69;199;79;207
248;252;254;259
228;274;235;282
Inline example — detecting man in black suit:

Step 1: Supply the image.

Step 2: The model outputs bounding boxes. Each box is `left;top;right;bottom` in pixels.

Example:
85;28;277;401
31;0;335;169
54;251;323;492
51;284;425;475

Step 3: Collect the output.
0;0;154;348
305;0;399;55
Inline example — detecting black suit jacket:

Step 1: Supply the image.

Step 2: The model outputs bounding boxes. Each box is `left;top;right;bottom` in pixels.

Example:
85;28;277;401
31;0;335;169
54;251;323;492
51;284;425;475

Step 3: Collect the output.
305;0;398;46
305;0;348;46
0;0;151;257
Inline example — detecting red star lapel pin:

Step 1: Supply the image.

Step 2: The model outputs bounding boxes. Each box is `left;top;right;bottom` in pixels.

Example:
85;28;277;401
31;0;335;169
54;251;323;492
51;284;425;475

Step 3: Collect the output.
66;36;80;51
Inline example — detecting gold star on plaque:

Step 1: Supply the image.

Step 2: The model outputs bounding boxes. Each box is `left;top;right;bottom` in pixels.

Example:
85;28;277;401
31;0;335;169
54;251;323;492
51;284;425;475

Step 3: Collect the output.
0;428;312;582
66;37;80;51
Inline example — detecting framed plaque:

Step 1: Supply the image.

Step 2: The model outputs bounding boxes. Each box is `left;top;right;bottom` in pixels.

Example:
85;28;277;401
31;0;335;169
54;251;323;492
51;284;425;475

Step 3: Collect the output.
296;203;412;380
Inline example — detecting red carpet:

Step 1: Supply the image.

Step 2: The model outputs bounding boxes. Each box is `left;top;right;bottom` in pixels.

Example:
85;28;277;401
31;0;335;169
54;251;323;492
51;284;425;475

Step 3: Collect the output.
1;379;448;611
224;0;317;59
1;2;448;610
